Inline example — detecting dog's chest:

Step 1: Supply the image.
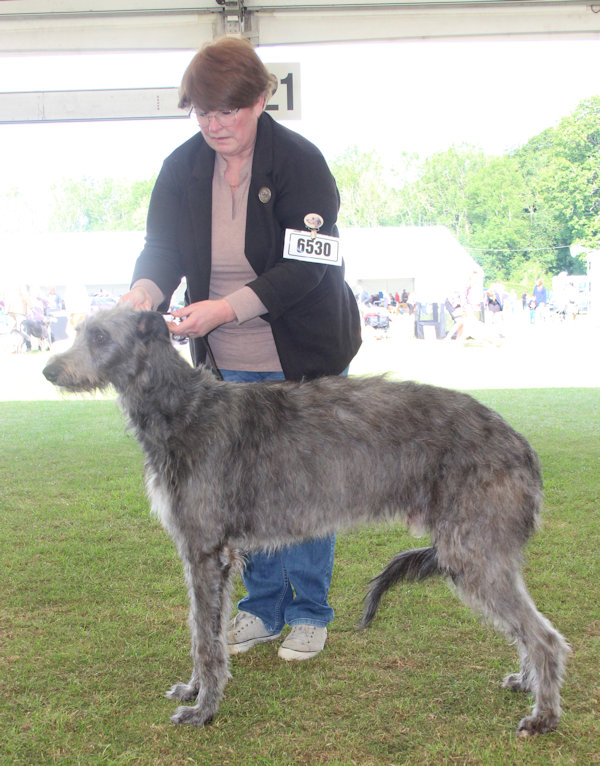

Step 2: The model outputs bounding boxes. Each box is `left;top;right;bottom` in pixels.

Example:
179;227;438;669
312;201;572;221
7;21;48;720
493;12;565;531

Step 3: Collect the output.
145;469;175;529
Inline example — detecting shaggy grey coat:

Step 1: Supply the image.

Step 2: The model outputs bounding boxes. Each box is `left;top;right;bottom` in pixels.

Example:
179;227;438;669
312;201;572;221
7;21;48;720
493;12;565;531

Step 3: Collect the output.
43;306;569;736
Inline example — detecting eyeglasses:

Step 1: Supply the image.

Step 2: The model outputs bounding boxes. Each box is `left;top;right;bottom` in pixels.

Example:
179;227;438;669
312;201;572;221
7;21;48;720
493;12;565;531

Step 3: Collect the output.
189;107;240;127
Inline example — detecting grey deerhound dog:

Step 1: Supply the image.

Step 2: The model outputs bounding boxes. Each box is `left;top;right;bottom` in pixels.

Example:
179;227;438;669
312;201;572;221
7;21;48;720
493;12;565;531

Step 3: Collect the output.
43;306;569;736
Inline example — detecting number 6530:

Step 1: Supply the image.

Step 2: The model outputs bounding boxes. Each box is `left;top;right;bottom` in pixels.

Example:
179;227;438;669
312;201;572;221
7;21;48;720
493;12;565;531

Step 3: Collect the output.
295;237;332;257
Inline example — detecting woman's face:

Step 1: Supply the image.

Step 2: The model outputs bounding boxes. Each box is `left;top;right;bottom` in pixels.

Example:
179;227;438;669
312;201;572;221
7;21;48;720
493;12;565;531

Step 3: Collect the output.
198;95;264;160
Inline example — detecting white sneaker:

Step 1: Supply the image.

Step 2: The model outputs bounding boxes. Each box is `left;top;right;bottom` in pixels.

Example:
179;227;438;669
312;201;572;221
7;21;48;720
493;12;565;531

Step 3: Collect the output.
277;625;327;661
227;611;282;655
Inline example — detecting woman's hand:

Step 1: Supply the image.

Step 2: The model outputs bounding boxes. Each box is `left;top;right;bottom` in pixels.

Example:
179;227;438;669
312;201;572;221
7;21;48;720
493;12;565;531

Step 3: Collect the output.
119;285;154;311
168;300;236;338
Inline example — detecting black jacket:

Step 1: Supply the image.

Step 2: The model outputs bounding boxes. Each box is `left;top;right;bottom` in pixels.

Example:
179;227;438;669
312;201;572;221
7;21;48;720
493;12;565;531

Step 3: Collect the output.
132;113;361;380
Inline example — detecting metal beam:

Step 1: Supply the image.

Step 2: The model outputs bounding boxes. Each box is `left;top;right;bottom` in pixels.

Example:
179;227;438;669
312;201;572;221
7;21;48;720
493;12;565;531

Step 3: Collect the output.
254;4;600;46
0;87;183;124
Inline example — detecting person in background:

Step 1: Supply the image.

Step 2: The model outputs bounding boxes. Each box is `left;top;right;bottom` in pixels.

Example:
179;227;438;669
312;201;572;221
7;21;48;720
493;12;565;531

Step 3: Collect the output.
485;285;503;326
532;277;548;322
120;36;361;661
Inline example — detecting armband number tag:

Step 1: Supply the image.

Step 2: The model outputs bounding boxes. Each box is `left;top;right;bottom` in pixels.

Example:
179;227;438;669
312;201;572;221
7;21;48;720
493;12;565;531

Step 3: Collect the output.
283;229;341;266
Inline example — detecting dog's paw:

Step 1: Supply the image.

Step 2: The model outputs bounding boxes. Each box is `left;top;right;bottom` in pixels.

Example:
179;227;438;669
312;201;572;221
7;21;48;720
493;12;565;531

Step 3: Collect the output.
502;672;531;693
170;704;215;727
516;712;559;737
165;682;199;702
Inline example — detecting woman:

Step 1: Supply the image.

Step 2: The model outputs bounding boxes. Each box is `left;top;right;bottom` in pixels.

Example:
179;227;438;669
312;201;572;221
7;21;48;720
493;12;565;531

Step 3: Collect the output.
121;36;361;661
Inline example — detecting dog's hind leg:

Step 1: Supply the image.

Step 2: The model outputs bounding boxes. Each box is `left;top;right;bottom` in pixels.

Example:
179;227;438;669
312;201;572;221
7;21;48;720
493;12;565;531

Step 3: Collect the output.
167;547;234;727
451;564;569;736
504;593;569;737
502;640;535;693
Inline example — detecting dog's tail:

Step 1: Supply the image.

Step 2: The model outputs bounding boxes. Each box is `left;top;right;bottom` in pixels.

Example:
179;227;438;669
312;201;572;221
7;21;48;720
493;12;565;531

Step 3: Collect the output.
360;546;441;628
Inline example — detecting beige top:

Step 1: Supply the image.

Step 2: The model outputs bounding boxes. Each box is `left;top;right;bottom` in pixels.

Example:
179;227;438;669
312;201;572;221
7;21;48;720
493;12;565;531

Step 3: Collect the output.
207;152;281;371
134;151;282;372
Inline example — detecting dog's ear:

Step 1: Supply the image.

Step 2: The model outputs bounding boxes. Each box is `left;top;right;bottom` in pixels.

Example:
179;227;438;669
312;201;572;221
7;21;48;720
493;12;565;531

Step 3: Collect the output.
136;311;170;341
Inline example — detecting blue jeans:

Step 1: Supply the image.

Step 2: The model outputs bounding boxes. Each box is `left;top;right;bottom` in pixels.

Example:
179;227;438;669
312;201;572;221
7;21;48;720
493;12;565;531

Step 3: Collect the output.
219;368;335;630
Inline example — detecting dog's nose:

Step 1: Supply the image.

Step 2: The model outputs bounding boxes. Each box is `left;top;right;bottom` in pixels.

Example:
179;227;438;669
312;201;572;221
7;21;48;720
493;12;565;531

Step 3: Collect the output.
43;361;59;383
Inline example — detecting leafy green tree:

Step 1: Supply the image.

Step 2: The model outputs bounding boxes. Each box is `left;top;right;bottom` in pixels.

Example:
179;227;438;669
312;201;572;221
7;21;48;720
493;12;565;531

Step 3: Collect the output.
516;95;600;269
465;155;556;280
49;176;155;232
330;147;402;227
409;146;486;239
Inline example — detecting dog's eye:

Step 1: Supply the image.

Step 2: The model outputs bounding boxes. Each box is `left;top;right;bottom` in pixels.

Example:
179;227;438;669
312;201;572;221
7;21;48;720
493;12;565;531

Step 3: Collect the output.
90;328;109;346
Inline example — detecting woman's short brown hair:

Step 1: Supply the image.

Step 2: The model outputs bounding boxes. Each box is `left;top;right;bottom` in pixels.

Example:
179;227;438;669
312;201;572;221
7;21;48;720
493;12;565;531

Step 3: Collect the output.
178;36;275;111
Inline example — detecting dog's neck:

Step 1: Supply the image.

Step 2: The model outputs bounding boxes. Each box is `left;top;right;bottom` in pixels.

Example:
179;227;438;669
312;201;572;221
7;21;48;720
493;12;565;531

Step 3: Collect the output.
119;345;194;421
118;351;218;443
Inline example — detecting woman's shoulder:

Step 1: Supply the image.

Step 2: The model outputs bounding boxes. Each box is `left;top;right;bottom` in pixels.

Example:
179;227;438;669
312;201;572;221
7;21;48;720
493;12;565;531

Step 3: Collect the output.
161;132;212;176
260;113;327;165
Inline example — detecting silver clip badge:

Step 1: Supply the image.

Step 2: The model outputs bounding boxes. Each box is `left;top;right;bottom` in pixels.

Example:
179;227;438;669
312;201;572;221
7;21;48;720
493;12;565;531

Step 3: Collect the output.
304;213;324;239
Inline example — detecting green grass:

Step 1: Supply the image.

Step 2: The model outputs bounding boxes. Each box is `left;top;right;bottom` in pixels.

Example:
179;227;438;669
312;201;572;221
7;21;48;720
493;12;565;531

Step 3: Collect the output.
1;390;599;765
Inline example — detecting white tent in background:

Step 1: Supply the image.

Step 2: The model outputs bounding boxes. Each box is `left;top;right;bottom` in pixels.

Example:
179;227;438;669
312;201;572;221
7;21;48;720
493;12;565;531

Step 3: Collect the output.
341;226;483;302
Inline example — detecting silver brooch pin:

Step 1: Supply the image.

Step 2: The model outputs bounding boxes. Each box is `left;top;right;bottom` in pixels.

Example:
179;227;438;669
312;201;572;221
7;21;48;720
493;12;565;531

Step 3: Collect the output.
304;213;324;238
258;187;272;204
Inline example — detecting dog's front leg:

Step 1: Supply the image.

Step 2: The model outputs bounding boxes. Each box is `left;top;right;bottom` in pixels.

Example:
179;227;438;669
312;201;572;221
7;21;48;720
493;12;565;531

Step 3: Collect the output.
167;547;233;727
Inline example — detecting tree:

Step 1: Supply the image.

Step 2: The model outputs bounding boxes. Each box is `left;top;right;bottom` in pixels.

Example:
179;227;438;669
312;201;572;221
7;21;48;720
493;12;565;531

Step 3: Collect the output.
465;155;556;280
516;95;600;269
330;147;402;227
408;146;486;239
49;176;156;232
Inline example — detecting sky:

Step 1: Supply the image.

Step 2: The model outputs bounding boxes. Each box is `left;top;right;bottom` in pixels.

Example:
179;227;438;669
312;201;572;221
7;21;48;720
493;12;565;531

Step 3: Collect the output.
1;37;600;191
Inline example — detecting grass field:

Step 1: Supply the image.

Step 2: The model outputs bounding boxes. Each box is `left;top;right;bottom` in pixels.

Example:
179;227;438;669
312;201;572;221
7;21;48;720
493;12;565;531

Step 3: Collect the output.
1;328;599;764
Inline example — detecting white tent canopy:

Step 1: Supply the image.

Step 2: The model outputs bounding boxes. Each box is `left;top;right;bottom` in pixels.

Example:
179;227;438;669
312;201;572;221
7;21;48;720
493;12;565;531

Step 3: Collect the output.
341;225;483;302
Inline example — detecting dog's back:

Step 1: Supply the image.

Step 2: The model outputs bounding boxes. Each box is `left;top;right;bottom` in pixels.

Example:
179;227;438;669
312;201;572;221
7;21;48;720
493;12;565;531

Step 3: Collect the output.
155;372;542;554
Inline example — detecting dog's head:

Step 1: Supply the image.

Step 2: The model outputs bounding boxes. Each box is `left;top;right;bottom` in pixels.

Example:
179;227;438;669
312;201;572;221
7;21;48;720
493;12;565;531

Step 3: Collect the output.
43;306;172;393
